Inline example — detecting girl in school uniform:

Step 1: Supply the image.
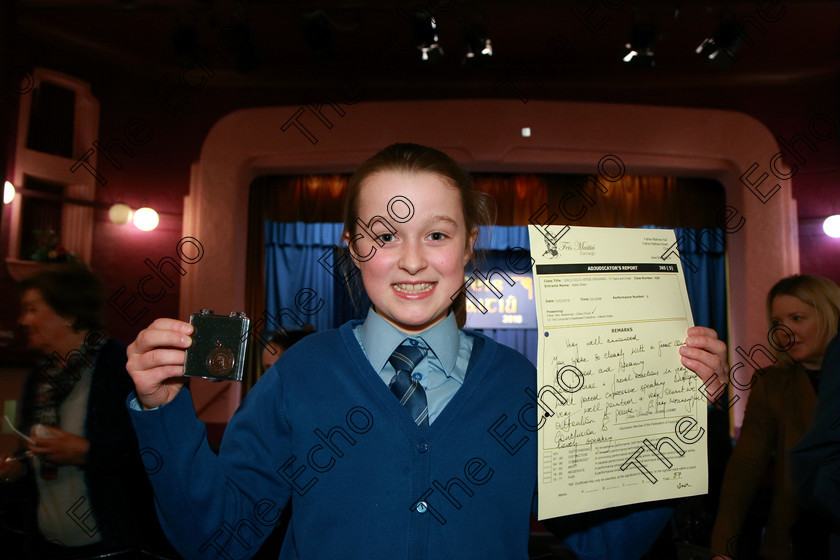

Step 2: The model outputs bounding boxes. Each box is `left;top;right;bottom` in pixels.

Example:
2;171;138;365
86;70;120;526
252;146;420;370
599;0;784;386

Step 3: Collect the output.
125;143;728;560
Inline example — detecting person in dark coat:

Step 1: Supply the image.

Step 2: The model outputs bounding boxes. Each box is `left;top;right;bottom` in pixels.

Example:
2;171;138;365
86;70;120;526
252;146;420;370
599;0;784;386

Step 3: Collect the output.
0;266;174;559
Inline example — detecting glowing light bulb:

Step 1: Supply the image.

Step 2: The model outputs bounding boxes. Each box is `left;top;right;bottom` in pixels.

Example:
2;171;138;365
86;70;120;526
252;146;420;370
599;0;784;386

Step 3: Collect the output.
108;203;134;224
823;215;840;238
3;181;15;204
133;207;159;231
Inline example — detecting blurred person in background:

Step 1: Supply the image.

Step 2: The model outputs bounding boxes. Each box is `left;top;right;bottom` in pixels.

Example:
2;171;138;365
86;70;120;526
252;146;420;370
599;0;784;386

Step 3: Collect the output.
260;326;315;371
0;266;172;559
711;274;840;560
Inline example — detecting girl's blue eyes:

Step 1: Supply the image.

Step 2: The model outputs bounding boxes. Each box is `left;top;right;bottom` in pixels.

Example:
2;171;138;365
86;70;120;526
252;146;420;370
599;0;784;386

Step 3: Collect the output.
376;232;448;242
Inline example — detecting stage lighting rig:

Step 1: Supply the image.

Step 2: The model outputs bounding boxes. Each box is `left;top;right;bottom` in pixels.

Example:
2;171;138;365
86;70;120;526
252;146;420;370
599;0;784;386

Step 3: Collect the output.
696;19;743;68
622;22;656;66
407;11;443;62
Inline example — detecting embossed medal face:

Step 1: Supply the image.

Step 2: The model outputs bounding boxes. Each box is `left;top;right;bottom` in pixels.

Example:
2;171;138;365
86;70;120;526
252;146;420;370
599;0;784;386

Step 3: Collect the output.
206;339;236;377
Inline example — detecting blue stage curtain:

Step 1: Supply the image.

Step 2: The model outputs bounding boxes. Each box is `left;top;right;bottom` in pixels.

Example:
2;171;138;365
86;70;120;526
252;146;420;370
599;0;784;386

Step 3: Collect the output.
264;222;346;333
264;223;726;363
641;226;728;344
469;226;540;365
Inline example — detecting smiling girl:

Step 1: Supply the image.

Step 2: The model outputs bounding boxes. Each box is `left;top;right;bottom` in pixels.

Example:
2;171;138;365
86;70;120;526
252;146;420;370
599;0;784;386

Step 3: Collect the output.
126;143;728;559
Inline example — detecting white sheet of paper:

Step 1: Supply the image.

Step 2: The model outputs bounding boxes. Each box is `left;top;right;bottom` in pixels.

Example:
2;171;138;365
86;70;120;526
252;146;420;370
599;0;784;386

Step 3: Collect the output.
528;225;708;519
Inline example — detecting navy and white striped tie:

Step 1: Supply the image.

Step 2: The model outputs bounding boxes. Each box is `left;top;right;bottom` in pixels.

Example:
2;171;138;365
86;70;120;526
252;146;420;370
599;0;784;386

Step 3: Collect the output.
388;342;429;430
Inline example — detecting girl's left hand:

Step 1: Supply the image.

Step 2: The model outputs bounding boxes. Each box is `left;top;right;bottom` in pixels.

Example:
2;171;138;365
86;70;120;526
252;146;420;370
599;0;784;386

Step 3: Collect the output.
26;426;90;466
680;326;728;402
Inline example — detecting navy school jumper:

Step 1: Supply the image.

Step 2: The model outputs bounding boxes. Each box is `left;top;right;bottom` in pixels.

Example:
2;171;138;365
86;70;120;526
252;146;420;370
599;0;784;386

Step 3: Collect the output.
128;321;539;560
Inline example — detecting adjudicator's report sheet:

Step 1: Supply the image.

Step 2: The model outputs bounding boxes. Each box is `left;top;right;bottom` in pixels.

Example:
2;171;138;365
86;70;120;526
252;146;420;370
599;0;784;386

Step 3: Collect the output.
528;225;707;519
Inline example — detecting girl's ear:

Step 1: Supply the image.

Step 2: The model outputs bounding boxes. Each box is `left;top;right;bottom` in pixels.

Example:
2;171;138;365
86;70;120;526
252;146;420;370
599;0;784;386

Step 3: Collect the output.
463;226;479;265
343;230;361;269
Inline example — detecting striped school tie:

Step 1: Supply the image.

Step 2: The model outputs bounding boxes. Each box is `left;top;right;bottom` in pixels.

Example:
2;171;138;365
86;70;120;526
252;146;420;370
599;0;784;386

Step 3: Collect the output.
388;342;429;430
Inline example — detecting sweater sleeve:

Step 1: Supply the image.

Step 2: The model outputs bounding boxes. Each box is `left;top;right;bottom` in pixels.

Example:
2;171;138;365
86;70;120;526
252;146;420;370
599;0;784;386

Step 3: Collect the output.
710;372;780;556
128;371;293;560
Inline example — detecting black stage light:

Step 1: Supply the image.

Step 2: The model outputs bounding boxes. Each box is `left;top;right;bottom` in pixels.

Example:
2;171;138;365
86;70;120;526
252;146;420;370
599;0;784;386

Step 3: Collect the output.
303;11;337;60
408;11;443;62
464;21;492;66
622;23;656;67
218;21;261;73
696;19;743;68
171;23;197;66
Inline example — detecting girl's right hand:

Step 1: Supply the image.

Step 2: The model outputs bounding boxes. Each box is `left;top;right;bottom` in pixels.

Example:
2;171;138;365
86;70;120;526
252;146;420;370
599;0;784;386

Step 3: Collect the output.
126;318;194;410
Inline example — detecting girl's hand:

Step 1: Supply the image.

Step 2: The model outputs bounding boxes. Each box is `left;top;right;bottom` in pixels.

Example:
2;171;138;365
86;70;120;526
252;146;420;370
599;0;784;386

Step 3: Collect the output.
126;318;193;410
680;326;729;403
27;426;89;466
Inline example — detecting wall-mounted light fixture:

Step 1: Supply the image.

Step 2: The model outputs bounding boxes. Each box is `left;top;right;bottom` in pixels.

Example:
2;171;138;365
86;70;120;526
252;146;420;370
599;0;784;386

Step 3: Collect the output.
108;203;159;231
108;202;133;224
823;215;840;239
133;207;159;231
3;181;15;204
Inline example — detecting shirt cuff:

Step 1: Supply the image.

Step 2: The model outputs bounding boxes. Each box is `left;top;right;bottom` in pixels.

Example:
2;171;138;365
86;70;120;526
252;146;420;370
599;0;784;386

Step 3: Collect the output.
128;395;151;411
127;389;184;411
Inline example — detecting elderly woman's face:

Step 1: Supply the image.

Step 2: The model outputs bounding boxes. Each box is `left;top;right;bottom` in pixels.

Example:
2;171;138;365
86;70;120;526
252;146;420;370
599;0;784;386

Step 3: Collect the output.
18;289;72;353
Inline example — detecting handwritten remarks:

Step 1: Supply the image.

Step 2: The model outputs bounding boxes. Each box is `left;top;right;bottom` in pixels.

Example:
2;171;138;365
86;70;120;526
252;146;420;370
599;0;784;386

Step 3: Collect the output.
529;226;707;519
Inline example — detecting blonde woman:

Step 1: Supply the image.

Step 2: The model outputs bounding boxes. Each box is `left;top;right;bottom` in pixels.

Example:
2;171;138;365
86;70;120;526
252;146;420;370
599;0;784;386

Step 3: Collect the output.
712;274;840;560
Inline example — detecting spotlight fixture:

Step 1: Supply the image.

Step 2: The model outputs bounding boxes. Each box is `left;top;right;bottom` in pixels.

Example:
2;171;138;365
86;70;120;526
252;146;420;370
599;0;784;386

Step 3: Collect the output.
622;23;656;67
171;23;197;66
464;21;492;66
302;11;337;60
695;19;743;68
408;12;443;62
218;21;261;73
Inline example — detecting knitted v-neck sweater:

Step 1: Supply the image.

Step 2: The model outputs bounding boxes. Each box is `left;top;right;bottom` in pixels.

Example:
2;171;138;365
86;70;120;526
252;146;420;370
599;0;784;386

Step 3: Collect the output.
129;321;538;560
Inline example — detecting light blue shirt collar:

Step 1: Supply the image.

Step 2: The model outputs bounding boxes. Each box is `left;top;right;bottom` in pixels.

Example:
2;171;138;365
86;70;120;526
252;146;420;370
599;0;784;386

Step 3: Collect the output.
360;308;463;382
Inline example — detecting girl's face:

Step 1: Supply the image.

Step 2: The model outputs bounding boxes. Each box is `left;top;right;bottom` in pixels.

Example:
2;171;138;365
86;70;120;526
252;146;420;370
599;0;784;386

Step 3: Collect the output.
347;171;477;334
770;294;823;369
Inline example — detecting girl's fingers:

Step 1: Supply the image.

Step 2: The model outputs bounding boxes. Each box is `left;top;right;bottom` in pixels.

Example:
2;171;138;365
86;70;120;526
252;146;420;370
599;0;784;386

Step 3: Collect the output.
685;327;727;356
681;327;729;403
131;323;193;354
126;318;191;409
149;317;193;334
127;320;192;375
686;325;718;338
138;348;188;371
